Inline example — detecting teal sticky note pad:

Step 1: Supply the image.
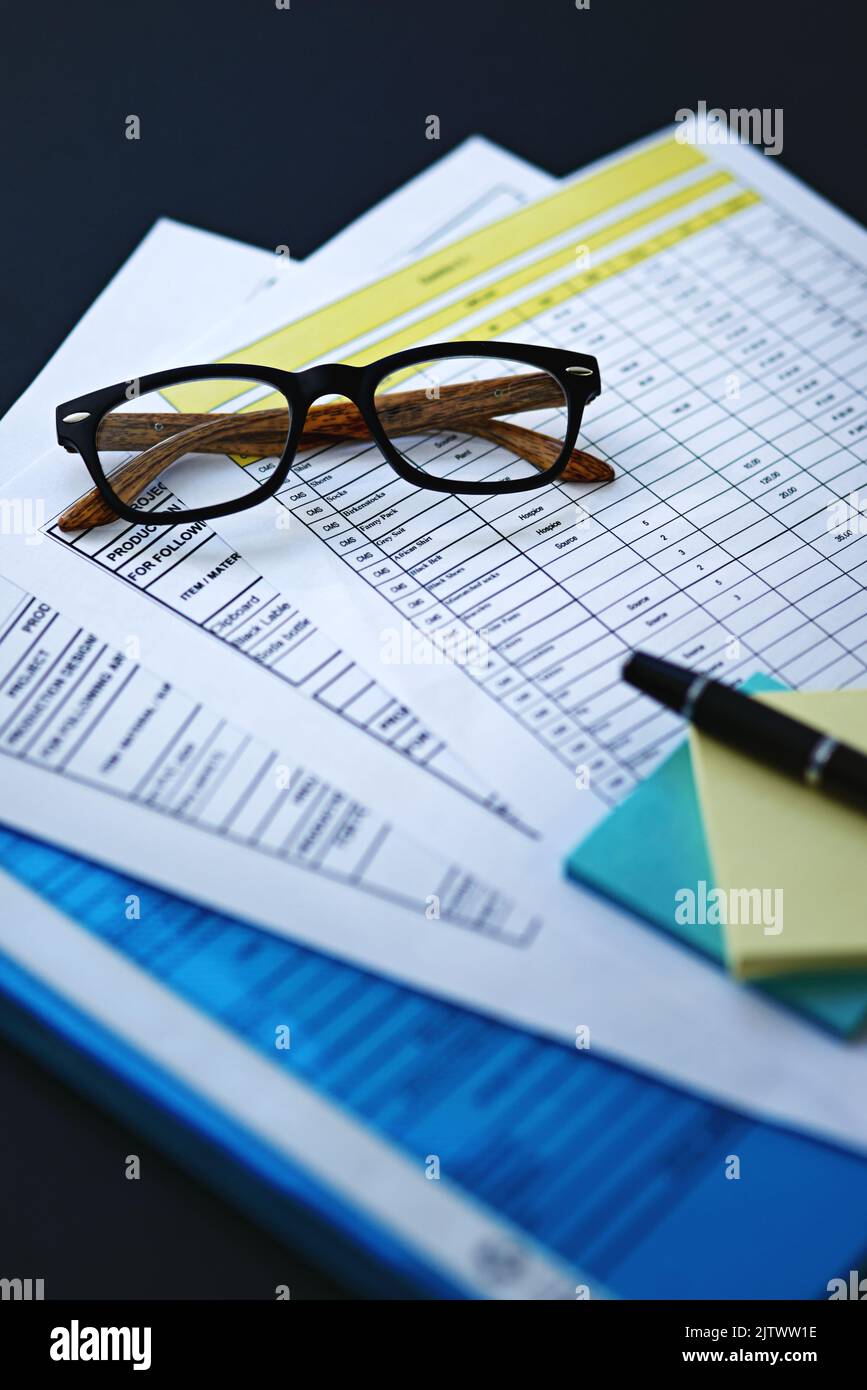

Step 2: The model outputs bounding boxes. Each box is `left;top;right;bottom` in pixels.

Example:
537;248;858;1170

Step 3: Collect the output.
566;674;867;1037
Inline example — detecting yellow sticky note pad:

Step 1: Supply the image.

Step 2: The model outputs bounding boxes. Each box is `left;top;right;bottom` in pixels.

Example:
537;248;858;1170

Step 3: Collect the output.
690;689;867;980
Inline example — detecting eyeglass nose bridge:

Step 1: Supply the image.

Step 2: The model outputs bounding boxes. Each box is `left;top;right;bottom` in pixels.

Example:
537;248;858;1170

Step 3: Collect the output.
296;361;366;409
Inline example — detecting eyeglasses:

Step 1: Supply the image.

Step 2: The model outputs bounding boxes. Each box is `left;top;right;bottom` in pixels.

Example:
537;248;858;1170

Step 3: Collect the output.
55;342;610;532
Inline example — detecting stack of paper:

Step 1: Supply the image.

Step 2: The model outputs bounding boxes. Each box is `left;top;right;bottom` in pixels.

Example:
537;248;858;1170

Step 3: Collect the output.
2;128;867;1298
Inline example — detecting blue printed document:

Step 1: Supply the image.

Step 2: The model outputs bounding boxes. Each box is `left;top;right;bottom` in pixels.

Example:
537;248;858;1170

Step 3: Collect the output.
2;823;867;1299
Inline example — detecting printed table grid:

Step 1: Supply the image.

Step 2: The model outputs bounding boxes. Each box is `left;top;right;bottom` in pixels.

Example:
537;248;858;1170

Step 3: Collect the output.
268;192;867;809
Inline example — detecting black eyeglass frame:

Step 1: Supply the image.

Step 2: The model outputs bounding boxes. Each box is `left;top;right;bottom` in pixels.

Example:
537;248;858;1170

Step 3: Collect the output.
55;341;601;527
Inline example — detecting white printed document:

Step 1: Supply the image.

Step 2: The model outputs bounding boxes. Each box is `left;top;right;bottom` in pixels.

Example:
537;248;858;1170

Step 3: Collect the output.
0;571;540;948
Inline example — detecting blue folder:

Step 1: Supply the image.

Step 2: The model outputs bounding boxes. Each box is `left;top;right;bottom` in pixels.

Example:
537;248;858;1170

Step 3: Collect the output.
2;819;867;1298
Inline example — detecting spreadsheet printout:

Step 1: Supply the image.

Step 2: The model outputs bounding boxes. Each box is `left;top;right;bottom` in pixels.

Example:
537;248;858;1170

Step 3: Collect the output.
182;130;867;856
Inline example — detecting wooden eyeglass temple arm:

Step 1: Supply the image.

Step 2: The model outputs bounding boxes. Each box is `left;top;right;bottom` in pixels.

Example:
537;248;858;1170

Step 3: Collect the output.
58;373;612;531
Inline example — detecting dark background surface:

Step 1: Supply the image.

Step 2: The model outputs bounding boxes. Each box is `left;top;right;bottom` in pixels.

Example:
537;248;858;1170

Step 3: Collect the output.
0;0;863;1299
